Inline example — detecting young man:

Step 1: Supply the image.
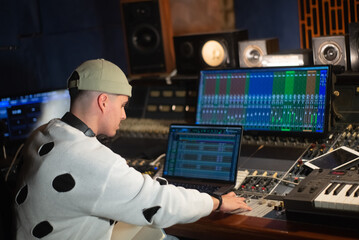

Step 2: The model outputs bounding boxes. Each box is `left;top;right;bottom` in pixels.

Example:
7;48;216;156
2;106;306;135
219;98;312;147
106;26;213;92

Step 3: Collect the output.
14;59;251;239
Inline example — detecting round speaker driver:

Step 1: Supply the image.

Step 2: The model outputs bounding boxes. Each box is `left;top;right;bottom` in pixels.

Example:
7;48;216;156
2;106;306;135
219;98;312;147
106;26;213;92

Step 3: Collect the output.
201;40;226;67
243;45;264;67
318;41;342;65
132;24;160;53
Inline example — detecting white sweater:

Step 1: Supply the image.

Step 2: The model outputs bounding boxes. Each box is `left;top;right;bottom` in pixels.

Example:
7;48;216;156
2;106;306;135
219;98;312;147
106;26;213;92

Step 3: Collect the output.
15;118;213;239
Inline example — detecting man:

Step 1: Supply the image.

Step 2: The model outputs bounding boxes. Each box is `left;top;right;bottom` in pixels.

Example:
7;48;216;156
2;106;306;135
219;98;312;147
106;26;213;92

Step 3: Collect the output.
14;59;251;239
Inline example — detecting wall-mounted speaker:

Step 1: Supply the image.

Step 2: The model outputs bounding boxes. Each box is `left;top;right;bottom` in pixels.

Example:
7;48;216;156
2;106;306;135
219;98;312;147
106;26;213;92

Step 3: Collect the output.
238;38;279;68
312;35;349;70
349;22;359;72
173;30;248;75
120;0;175;78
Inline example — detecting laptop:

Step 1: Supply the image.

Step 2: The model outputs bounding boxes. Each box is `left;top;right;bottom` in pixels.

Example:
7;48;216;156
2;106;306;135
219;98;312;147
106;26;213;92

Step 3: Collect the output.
162;124;243;195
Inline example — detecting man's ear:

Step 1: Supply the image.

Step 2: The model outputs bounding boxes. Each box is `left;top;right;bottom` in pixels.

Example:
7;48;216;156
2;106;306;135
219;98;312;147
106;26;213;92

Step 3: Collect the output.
97;93;109;113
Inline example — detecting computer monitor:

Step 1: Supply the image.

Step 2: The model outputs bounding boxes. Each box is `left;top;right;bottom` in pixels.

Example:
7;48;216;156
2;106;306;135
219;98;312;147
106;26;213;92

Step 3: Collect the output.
0;89;70;142
195;65;332;137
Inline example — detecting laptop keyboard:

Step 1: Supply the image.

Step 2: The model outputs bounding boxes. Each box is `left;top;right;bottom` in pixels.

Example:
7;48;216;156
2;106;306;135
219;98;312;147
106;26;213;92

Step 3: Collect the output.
171;182;220;194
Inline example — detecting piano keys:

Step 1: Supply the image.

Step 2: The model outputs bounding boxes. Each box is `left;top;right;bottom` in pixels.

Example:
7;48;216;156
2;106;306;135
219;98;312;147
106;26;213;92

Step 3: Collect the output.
314;183;359;211
284;169;359;229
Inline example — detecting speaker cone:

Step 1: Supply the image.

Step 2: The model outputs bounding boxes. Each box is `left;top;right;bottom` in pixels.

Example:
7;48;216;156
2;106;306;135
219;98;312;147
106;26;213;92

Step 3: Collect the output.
243;45;264;67
132;24;160;53
180;41;194;58
318;41;342;65
201;40;226;67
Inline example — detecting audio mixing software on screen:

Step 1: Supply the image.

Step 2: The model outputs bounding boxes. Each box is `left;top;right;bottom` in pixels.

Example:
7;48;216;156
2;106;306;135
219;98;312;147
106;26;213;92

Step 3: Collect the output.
196;66;332;136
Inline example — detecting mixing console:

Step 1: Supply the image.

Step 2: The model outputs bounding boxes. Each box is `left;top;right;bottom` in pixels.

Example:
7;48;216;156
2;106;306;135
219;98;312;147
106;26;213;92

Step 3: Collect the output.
125;158;163;177
235;170;287;195
111;117;359;220
229;124;359;220
233;124;359;203
108;119;359;224
231;195;284;219
116;118;178;139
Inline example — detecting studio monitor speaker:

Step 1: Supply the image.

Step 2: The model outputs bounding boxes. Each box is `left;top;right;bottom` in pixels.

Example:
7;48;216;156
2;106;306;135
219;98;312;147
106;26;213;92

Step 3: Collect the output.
349;22;359;72
238;38;279;68
312;35;349;70
174;30;248;75
120;0;175;78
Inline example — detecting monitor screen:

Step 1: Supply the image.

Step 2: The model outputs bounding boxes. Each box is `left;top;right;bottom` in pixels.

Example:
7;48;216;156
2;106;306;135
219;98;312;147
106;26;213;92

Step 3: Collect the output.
0;89;70;142
162;124;243;182
195;66;332;137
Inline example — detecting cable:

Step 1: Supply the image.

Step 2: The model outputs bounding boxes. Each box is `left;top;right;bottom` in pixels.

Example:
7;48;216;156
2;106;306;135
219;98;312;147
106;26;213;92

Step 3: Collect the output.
245;174;299;186
238;144;264;169
165;69;177;85
150;153;166;166
2;145;6;160
5;143;24;182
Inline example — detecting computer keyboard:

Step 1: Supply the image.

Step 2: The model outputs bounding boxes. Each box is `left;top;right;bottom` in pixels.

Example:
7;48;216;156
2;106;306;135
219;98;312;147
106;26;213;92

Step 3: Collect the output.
171;182;220;194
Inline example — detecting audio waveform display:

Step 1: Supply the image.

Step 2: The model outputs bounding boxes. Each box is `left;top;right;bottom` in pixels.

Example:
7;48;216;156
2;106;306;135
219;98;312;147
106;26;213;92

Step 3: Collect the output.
196;66;332;136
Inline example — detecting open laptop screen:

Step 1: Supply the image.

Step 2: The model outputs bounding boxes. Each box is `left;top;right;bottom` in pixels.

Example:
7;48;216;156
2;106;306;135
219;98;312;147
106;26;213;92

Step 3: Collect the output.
162;124;243;182
195;65;332;138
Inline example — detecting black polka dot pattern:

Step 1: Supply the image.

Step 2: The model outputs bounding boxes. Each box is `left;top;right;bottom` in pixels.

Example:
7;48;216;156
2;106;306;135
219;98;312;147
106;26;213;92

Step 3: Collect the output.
15;185;28;205
143;206;161;223
155;177;168;185
32;221;53;238
52;173;75;192
38;142;54;156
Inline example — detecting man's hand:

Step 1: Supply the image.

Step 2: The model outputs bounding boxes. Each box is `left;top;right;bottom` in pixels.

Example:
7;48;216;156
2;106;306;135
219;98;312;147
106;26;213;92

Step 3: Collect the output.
212;192;252;212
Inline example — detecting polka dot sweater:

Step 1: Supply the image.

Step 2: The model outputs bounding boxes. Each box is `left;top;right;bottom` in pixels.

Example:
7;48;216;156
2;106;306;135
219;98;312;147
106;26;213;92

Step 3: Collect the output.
15;118;213;239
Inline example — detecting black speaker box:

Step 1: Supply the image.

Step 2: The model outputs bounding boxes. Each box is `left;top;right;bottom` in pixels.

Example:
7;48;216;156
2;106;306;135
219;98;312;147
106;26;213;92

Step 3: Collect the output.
120;0;175;78
238;38;279;68
312;35;349;70
174;30;248;75
349;22;359;72
334;83;359;123
333;72;359;123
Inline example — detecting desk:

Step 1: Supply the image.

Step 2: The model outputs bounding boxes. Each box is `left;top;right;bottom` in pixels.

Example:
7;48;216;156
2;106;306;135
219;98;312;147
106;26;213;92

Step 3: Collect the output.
165;212;359;240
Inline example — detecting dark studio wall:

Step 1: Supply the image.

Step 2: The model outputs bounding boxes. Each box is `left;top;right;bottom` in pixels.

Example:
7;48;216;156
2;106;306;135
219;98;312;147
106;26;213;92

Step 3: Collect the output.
234;0;301;51
0;0;128;97
0;0;301;98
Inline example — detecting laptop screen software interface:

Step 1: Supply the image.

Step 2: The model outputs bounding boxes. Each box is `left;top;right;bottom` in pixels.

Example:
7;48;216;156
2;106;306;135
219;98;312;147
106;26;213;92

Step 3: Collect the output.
162;124;243;183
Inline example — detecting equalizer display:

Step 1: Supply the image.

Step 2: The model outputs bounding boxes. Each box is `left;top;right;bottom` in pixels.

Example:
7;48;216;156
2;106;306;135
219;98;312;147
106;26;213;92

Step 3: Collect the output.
196;66;332;136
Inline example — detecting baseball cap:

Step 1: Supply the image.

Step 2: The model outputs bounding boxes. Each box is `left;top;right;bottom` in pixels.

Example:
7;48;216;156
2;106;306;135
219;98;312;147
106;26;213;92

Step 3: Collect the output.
68;59;132;97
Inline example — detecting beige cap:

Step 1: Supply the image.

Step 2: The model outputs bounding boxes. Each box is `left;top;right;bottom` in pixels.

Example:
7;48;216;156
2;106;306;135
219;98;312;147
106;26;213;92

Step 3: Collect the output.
68;59;132;97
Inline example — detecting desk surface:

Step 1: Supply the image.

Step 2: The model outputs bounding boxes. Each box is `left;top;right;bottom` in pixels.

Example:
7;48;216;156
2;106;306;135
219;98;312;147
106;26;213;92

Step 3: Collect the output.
165;212;359;240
